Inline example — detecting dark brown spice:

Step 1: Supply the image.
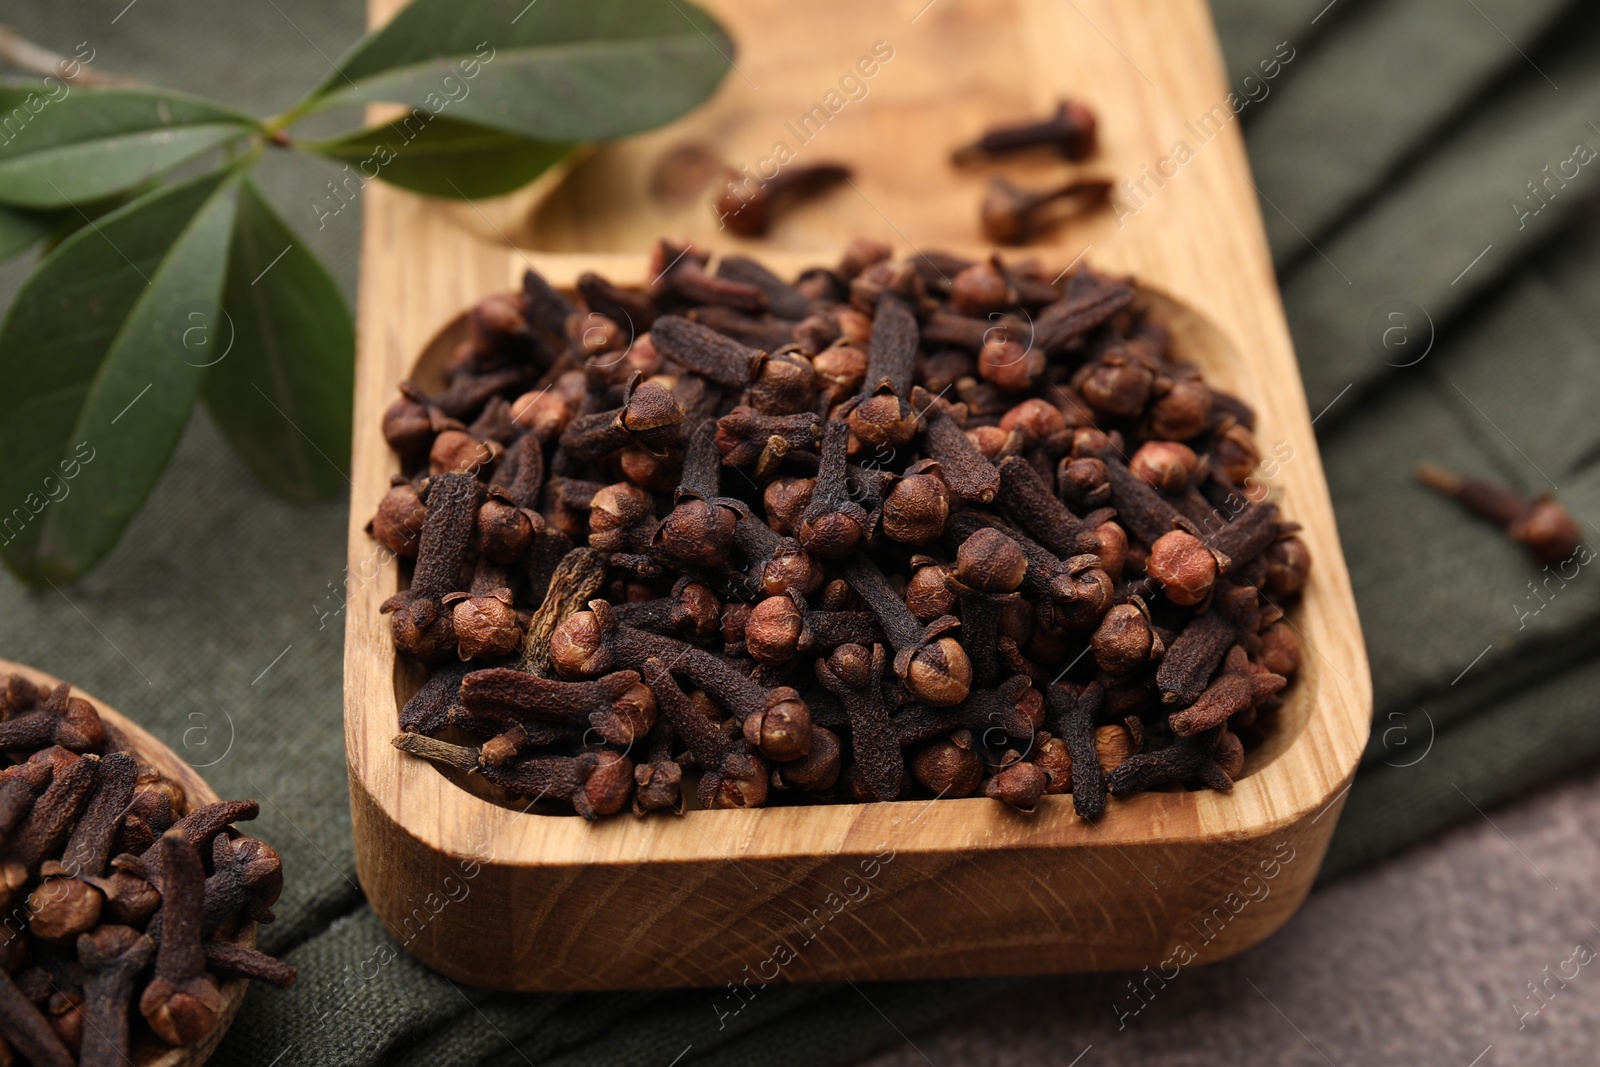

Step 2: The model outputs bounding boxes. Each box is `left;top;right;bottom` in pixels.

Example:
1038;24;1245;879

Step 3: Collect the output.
1034;279;1136;353
841;556;971;707
713;164;852;237
1048;681;1107;820
577;271;655;332
201;941;298;990
77;925;155;1067
139;831;223;1045
996;454;1099;557
460;669;656;746
557;375;685;462
952;101;1098;164
716;255;812;319
798;420;870;559
1155;610;1237;707
980;178;1112;245
1416;461;1583;565
918;393;1001;504
715;406;823;468
0;966;73;1067
815;644;902;802
651;313;765;388
374;248;1311;820
650;240;768;311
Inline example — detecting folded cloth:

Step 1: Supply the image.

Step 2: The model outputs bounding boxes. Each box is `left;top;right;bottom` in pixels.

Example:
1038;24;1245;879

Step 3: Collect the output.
1;1;1597;1064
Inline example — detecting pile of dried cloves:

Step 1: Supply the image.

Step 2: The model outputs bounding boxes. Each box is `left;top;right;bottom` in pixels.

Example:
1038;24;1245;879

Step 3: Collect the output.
0;675;293;1067
375;238;1310;821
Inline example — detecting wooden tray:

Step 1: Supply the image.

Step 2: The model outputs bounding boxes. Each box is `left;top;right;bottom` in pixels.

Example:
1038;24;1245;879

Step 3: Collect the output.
345;0;1372;990
0;659;252;1067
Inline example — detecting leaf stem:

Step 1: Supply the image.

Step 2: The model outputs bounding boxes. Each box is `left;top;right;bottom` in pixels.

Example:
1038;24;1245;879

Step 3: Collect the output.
262;97;320;136
0;24;133;85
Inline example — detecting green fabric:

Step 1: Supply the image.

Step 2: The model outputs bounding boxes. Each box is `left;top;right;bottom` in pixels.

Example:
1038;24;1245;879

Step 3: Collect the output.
2;1;1598;1064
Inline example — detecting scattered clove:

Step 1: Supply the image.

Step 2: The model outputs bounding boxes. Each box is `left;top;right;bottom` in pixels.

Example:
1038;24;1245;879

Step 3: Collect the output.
952;100;1098;165
713;163;852;237
1416;461;1582;565
980;177;1112;246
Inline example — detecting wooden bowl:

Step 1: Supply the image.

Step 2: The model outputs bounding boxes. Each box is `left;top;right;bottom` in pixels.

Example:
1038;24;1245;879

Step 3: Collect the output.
0;659;252;1067
345;0;1372;990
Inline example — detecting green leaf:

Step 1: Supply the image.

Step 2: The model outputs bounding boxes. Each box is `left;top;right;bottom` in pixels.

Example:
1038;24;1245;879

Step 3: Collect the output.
305;0;732;142
0;202;57;259
204;179;352;503
304;115;571;199
0;85;255;208
0;169;240;585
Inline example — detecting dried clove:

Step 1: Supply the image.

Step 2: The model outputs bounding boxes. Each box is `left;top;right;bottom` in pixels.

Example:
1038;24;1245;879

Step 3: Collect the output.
713;163;852;237
558;375;685;461
952;100;1098;164
650;239;768;311
981;177;1112;246
460;668;657;746
77;924;154;1067
393;733;633;819
816;644;902;802
139;831;224;1045
1049;681;1107;820
797;419;870;558
842;555;971;707
1416;461;1582;565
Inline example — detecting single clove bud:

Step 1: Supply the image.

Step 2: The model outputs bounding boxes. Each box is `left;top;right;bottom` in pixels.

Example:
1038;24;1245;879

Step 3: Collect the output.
459;669;656;747
77;924;155;1067
842;555;972;707
1164;645;1285;737
713;163;852;237
715;255;813;319
557;374;685;462
815;644;902;803
980;177;1112;246
951;100;1098;165
393;733;634;819
797;420;871;558
715;406;823;468
743;592;877;666
642;662;769;809
1047;680;1106;821
201;941;299;989
139;831;224;1045
0;966;73;1067
910;729;984;797
880;459;951;545
946;528;1027;688
1416;462;1582;565
917;392;1001;505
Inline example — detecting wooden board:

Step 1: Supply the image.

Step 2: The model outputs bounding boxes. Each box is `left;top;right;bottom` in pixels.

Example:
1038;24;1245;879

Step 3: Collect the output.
0;659;253;1067
345;0;1372;991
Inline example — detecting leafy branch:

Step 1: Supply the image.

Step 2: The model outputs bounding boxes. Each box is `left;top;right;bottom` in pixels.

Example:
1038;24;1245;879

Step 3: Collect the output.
0;0;732;586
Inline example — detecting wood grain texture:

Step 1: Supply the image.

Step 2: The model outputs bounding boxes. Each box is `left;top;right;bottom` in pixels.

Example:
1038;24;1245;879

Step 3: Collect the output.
345;0;1372;991
0;658;252;1067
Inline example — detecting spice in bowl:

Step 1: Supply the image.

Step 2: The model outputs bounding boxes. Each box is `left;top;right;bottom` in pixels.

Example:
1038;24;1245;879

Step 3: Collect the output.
0;674;294;1066
376;239;1310;821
